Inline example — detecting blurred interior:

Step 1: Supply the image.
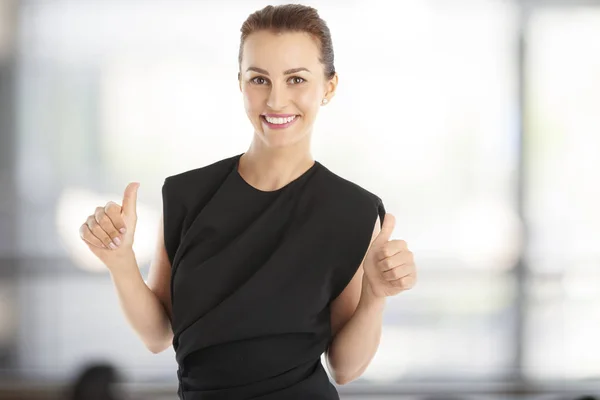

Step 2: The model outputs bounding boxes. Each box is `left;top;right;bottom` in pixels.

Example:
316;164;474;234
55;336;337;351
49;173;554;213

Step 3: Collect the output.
0;0;599;399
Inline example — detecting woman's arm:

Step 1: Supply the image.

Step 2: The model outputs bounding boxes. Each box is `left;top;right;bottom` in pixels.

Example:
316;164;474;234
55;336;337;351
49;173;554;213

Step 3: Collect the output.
326;213;417;384
110;214;174;354
326;216;384;385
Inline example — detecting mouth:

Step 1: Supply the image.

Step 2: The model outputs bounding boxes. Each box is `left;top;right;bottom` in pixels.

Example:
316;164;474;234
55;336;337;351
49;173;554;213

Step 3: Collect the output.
261;114;300;130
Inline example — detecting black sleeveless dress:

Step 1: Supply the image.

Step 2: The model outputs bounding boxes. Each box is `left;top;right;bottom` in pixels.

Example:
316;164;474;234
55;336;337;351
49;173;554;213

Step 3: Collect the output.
162;153;385;399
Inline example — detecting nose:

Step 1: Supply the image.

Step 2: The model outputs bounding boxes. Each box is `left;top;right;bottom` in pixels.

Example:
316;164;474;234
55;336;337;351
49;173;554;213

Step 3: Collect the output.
266;82;288;110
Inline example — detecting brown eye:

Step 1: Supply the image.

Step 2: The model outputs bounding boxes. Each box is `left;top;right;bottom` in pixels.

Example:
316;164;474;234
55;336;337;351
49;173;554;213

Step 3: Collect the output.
290;77;305;84
251;77;268;85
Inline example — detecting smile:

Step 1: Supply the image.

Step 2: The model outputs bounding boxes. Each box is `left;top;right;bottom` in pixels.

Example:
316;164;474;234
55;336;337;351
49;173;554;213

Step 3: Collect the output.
261;115;299;129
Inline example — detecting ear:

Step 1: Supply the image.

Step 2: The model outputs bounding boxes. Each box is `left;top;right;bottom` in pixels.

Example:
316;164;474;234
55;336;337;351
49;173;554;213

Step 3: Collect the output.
323;73;338;102
238;72;242;92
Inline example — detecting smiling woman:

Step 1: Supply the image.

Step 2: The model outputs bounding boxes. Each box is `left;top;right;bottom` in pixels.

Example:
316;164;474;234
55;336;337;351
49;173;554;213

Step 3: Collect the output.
77;4;416;400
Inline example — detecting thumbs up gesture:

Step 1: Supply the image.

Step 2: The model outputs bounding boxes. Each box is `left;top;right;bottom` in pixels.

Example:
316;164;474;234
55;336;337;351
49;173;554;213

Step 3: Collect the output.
362;214;417;298
79;182;140;270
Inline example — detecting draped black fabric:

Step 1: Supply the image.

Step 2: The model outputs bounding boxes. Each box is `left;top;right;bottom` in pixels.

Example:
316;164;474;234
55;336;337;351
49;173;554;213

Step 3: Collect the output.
162;154;385;399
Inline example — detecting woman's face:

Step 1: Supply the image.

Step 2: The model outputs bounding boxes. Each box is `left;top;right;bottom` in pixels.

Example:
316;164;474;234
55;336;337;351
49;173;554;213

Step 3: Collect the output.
239;30;337;149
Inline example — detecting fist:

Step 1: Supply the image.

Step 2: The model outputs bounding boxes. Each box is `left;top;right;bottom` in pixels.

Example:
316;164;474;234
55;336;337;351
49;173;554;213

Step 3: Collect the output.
362;213;417;298
79;182;140;268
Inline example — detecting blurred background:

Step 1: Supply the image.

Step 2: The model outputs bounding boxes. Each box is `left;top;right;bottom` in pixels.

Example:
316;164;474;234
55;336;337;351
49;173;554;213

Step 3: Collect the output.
0;0;599;399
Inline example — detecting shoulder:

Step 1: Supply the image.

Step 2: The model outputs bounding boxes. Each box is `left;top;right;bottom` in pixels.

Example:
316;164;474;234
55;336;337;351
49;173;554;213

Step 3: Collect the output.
164;154;239;189
314;164;386;301
313;163;385;223
162;154;240;206
160;154;240;263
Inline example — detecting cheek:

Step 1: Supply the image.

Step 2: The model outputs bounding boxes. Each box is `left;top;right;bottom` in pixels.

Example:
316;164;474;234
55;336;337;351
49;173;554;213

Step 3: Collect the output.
242;86;263;113
295;87;321;114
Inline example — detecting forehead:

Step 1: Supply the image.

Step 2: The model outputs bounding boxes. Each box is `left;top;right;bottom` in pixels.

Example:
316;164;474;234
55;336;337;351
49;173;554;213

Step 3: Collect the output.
241;30;322;71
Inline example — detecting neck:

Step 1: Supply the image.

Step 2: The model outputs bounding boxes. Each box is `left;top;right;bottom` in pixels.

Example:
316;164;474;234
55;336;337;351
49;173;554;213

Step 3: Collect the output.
238;137;314;192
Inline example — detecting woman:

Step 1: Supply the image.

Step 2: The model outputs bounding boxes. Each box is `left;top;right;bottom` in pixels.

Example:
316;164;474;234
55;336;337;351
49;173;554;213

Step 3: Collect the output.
79;4;417;399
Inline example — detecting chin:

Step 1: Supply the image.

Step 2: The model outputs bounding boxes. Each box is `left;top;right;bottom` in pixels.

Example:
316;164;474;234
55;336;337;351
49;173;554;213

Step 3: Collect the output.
261;135;301;148
258;130;310;149
253;120;305;145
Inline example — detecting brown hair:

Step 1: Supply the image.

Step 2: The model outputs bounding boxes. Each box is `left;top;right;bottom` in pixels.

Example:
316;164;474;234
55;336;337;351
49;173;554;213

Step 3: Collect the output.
238;4;336;80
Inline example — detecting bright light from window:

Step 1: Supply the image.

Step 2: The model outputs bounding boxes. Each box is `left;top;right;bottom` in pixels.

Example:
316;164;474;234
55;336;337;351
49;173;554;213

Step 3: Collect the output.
55;187;159;272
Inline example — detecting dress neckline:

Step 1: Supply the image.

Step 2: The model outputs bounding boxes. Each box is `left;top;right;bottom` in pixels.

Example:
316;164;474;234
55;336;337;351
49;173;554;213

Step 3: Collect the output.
233;153;320;194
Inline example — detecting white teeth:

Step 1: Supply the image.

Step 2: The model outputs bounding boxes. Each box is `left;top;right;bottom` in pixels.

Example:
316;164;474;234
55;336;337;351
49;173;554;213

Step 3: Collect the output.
265;115;296;124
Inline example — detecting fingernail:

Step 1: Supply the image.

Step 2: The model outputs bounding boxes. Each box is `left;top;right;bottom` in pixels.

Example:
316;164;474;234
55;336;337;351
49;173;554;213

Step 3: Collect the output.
113;237;121;246
119;228;126;234
109;243;117;250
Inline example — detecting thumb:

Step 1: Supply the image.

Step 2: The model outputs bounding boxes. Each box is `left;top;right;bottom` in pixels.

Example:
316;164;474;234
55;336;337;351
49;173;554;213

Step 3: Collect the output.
373;213;395;246
121;182;140;217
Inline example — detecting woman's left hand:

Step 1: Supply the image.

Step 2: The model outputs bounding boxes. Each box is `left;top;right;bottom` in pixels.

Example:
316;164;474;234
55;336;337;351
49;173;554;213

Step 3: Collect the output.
362;213;417;298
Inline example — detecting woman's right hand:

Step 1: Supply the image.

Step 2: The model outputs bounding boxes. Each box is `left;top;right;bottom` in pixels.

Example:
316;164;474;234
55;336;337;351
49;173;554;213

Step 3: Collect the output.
79;182;140;270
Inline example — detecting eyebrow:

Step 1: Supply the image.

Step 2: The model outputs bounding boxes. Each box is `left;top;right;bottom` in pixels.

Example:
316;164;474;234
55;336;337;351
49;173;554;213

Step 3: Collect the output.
246;67;312;75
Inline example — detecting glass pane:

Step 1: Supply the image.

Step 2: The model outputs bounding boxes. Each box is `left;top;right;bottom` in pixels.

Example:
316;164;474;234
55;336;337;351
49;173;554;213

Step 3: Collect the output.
346;0;519;382
525;8;600;271
524;7;600;380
